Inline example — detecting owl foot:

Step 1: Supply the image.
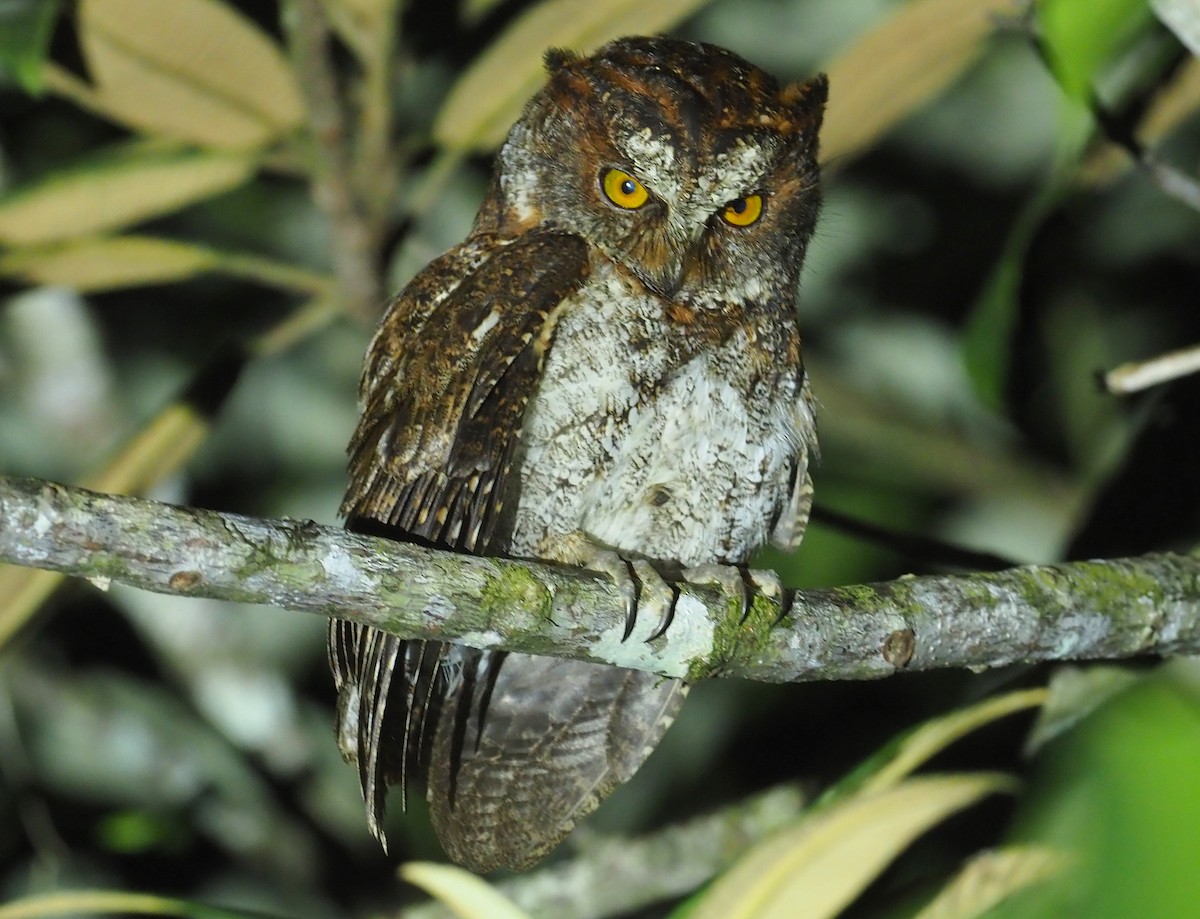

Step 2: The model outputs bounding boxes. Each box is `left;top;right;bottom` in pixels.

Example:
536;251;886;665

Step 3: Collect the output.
535;532;676;642
681;563;753;623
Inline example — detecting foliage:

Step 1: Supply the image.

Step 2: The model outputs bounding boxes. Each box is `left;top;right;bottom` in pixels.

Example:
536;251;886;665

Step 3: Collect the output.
0;0;1199;917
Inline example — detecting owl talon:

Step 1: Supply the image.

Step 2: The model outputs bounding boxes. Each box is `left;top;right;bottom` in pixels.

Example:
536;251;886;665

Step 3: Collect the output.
682;563;753;623
630;559;676;642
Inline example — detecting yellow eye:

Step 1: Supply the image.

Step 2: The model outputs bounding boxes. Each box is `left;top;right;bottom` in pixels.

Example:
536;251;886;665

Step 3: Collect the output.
721;194;764;227
601;168;649;209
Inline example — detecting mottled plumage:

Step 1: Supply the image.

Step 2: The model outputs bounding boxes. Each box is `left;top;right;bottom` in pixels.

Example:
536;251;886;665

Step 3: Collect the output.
330;35;826;872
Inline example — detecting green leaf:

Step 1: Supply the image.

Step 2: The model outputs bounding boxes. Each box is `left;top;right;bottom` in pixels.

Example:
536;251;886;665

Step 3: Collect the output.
433;0;713;153
0;0;64;94
961;182;1062;411
402;862;533;919
77;0;304;149
686;774;1016;919
0;235;221;290
1040;0;1154;101
1001;670;1200;918
0;143;257;245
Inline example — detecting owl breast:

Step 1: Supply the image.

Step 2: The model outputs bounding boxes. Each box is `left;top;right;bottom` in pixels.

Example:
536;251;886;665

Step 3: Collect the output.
509;258;803;567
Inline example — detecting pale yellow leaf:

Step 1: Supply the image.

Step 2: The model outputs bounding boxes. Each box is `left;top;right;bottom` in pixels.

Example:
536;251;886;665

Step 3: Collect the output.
401;862;533;919
0;146;257;246
688;774;1015;919
859;688;1047;795
0;236;220;291
78;0;304;149
915;846;1071;919
433;0;712;152
821;0;1013;164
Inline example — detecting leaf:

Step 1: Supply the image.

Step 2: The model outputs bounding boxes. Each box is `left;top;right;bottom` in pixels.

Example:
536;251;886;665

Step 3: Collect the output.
402;862;533;919
77;0;304;149
432;0;712;152
0;889;280;918
1153;0;1200;56
820;0;1010;164
1024;665;1137;755
686;774;1015;919
0;144;257;246
1039;0;1154;101
961;180;1063;411
822;688;1047;805
0;0;64;94
914;846;1071;919
0;235;220;291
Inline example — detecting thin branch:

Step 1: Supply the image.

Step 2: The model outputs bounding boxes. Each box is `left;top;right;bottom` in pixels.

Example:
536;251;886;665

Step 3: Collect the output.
2;477;1198;682
282;0;382;318
402;785;808;919
1103;342;1200;394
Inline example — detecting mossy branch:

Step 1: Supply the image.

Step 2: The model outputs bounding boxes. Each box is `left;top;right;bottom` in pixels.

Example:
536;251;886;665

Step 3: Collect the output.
1;475;1198;681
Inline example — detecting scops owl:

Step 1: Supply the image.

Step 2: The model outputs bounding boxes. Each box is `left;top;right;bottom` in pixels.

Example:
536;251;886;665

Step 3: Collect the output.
330;35;826;872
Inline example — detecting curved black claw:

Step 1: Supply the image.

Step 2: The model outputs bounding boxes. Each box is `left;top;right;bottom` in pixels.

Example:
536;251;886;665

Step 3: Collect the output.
620;556;639;642
735;564;753;624
773;586;796;626
647;581;680;643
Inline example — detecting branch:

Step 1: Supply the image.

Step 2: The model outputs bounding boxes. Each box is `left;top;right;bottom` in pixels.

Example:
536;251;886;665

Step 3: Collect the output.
2;476;1198;681
402;785;808;919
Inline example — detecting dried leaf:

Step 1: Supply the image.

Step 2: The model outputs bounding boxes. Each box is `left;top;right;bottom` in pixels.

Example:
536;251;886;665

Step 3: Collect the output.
0;236;220;291
433;0;712;152
821;0;1010;164
0;145;257;246
687;774;1015;919
78;0;303;149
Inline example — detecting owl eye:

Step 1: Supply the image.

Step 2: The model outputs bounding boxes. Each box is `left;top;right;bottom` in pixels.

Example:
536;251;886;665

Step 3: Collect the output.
721;194;764;227
601;168;650;209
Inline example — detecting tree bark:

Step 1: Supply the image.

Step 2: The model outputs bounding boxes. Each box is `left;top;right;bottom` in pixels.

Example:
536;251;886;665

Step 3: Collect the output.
1;475;1196;682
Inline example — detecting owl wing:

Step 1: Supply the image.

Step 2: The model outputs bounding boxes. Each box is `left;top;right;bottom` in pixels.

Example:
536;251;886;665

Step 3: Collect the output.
427;652;687;872
330;229;591;845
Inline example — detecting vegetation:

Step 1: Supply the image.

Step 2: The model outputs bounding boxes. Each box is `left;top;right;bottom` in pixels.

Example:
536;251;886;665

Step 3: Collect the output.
1;0;1198;916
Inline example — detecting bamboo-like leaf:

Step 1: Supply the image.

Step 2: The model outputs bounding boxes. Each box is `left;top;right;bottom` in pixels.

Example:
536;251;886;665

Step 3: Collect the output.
0;888;269;918
820;0;1010;164
821;688;1046;806
0;236;220;291
1039;0;1154;102
77;0;304;149
686;774;1015;919
914;846;1071;919
402;862;533;919
432;0;712;152
0;0;64;94
0;145;256;246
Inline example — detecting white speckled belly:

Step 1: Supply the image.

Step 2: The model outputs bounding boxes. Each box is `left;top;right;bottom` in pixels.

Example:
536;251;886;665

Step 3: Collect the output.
509;262;799;567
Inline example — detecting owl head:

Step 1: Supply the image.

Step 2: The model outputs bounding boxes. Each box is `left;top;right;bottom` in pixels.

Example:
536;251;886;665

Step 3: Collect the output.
485;35;827;307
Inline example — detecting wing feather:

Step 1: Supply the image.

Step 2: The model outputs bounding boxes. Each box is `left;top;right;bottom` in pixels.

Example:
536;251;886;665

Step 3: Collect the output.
330;230;590;846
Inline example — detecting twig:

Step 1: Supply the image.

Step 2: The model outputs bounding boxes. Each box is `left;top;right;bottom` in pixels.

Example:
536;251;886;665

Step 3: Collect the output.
402;785;808;919
282;0;382;318
1103;342;1200;394
2;476;1198;682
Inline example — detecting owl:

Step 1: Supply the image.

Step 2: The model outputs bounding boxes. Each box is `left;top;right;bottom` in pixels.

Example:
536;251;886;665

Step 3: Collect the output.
329;36;826;873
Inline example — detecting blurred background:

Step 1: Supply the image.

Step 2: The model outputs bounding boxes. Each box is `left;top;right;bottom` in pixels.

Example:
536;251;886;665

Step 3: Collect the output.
1;0;1199;916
